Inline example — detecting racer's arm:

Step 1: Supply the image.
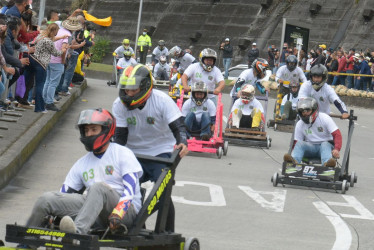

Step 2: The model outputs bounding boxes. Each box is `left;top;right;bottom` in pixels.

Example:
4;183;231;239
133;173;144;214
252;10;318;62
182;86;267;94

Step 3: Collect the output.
331;129;342;158
109;172;138;231
168;117;188;158
214;80;225;95
255;81;266;94
181;73;190;92
114;127;129;146
334;99;349;118
299;68;307;83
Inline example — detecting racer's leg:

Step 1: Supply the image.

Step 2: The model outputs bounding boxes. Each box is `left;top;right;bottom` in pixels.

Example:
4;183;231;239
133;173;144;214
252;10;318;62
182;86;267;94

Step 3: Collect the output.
26;191;84;227
138;153;175;232
239;114;252;128
283;101;292;119
74;182;137;234
184;112;199;137
319;141;334;165
200;112;211;137
292;141;319;163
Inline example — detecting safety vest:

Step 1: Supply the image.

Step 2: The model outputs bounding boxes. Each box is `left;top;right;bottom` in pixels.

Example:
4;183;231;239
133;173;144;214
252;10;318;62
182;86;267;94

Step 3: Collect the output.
137;35;152;52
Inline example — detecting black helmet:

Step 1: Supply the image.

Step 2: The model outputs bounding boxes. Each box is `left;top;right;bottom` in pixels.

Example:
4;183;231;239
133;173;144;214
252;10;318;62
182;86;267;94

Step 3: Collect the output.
297;97;319;124
286;55;298;72
289;81;300;98
119;64;153;110
77;108;116;153
251;58;269;79
191;81;208;106
310;64;328;91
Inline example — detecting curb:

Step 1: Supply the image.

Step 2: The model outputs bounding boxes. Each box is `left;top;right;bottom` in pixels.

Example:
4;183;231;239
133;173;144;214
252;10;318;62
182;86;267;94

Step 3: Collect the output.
0;82;87;190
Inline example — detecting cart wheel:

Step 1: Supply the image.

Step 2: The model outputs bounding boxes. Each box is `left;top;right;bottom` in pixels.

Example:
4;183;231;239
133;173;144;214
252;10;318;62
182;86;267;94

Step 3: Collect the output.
184;237;200;250
274;123;277;131
216;147;223;159
266;135;271;149
341;180;349;194
350;171;356;187
272;172;278;187
223;141;229;156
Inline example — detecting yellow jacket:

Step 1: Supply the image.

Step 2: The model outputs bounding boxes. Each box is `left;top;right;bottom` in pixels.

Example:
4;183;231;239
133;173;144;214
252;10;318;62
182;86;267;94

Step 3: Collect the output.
137;34;152;51
75;51;85;76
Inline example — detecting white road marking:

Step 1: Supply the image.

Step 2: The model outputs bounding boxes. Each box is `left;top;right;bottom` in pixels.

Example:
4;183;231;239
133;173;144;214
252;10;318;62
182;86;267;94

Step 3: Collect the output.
238;186;286;212
172;181;226;206
327;195;374;220
314;201;352;250
361;126;367;128
223;115;227;124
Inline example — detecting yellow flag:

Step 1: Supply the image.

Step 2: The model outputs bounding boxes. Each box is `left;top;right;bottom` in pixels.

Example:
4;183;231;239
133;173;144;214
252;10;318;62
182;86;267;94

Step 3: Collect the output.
83;10;112;27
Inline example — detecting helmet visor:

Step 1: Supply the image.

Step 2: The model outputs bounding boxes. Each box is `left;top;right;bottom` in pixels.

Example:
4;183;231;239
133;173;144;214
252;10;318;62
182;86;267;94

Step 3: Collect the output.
241;91;254;100
77;109;111;127
119;66;150;90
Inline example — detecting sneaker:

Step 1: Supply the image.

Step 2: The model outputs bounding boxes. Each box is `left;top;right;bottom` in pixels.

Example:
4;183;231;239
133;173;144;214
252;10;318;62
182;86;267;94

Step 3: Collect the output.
17;103;33;109
45;103;60;112
59;91;71;96
54;95;62;101
59;216;77;233
284;153;297;164
324;158;336;167
53;98;60;104
201;134;211;141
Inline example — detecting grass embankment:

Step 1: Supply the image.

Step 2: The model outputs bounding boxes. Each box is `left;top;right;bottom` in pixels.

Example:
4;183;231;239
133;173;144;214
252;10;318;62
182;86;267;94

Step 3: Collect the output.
86;62;113;73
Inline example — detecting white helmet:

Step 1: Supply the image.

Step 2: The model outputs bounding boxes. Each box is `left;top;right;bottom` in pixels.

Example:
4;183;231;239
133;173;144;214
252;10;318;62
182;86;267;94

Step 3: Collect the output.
169;46;182;59
199;48;217;72
240;84;255;104
159;55;167;65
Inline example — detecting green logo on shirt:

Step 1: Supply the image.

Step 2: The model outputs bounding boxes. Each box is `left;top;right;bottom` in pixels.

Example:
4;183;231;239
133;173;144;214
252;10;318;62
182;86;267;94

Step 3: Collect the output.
305;128;312;135
195;72;202;78
318;127;323;132
146;117;155;125
127;117;137;125
83;169;94;182
105;165;114;175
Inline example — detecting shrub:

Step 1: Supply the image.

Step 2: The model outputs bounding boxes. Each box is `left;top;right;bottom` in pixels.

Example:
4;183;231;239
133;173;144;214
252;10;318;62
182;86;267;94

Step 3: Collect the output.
90;36;111;63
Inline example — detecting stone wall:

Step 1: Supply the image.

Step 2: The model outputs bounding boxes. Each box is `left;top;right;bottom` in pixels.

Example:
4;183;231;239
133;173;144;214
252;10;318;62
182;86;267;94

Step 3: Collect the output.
32;0;374;65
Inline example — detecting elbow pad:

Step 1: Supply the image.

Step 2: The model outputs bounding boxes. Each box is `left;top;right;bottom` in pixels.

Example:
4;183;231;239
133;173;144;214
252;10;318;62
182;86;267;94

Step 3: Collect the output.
169;117;188;145
114;127;129;146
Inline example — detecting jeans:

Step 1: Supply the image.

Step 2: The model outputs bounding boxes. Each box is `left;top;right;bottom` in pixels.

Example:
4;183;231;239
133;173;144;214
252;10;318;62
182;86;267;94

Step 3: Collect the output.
26;183;137;234
137;152;175;232
57;52;79;93
272;66;278;75
223;58;232;79
23;56;46;112
356;77;371;90
291;141;333;165
332;75;340;86
43;63;64;104
346;70;354;88
184;112;211;137
155;70;169;80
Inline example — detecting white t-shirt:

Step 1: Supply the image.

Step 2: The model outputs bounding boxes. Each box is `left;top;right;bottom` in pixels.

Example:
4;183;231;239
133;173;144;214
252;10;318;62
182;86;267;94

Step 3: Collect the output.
294;112;338;144
182;98;216;123
152;47;169;61
177;53;196;72
281;93;298;110
112;89;181;156
298;81;345;114
306;58;313;71
114;46;135;58
230;68;258;97
154;62;170;76
117;58;137;69
63;143;143;212
275;65;307;87
184;63;224;98
231;97;264;115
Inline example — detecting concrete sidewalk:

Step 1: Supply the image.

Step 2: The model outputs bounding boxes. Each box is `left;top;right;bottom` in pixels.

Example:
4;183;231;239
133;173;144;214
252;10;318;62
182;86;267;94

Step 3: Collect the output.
0;81;87;190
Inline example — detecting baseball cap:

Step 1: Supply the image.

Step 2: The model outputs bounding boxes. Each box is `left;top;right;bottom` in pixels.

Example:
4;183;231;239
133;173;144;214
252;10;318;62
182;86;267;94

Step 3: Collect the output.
252;42;257;46
319;44;326;49
225;38;229;42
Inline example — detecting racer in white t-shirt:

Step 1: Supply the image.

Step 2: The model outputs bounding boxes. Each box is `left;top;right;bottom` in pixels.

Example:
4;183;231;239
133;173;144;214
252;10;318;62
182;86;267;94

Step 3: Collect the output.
280;81;300;120
117;50;137;75
153;55;170;80
114;38;135;58
283;97;342;167
182;48;225;105
230;58;270;99
169;45;197;75
276;55;307;95
182;81;216;140
151;40;169;66
229;84;264;129
298;64;349;119
24;108;143;236
112;64;188;232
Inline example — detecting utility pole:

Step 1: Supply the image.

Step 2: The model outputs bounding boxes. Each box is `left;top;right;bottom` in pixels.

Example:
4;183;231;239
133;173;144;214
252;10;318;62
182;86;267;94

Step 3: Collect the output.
134;0;144;58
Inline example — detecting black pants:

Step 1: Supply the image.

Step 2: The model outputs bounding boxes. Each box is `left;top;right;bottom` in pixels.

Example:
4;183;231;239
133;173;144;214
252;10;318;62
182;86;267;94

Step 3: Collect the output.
240;115;253;128
139;46;149;64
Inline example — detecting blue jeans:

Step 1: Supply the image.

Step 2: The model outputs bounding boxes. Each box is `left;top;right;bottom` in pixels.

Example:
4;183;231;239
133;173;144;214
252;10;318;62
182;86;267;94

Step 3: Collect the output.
223;58;232;79
339;74;346;86
57;52;79;93
43;63;64;104
356;77;371;90
138;152;172;183
346;70;354;88
184;112;211;137
332;75;340;86
23;56;46;112
291;141;333;165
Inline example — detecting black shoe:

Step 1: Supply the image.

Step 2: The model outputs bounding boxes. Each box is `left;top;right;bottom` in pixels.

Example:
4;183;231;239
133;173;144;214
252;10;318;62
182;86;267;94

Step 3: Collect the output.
45;103;60;112
54;95;62;101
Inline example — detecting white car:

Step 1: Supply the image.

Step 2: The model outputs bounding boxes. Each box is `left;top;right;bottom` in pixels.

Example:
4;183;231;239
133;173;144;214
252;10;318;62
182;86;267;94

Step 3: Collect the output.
222;64;272;82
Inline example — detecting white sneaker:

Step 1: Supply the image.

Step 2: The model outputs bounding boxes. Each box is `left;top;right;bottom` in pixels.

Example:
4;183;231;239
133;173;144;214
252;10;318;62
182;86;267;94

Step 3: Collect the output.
59;216;77;233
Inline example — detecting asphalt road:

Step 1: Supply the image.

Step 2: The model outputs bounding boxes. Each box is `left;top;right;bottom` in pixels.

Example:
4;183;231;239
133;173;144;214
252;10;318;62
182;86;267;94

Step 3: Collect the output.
0;78;374;250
